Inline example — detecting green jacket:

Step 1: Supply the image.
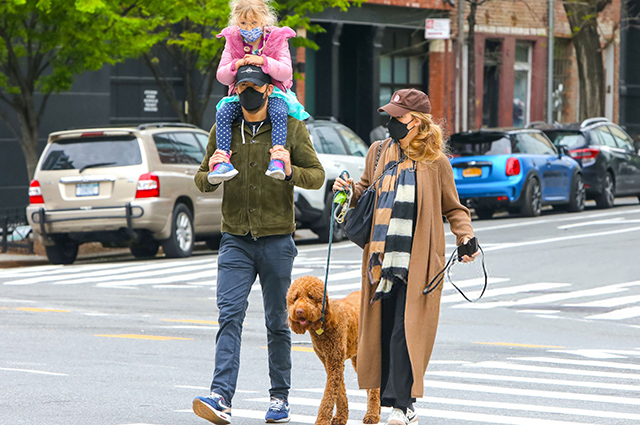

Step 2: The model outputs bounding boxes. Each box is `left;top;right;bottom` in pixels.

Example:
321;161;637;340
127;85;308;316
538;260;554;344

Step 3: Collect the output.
194;116;325;238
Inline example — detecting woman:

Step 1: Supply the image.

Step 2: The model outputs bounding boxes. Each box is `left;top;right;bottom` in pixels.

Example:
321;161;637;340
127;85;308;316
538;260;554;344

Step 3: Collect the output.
333;88;479;425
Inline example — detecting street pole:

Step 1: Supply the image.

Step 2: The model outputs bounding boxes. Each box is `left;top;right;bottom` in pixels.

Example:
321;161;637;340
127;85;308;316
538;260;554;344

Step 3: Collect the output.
547;0;555;123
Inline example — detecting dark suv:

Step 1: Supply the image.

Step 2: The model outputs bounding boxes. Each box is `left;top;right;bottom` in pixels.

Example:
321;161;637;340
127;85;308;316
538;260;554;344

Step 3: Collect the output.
536;118;640;208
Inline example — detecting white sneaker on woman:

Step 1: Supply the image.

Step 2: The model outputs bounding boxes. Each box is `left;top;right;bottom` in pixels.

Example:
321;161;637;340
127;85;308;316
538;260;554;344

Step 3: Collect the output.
406;407;418;424
386;408;409;425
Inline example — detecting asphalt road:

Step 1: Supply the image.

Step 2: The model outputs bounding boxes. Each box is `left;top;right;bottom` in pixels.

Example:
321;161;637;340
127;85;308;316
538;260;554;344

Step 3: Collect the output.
1;199;640;425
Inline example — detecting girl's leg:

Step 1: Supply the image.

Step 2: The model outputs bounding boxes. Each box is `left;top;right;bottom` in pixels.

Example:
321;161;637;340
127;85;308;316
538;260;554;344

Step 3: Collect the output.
265;97;288;180
208;102;242;184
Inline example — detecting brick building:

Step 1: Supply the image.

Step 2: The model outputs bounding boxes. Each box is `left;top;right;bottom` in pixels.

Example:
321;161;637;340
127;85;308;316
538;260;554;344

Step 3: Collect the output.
299;0;623;140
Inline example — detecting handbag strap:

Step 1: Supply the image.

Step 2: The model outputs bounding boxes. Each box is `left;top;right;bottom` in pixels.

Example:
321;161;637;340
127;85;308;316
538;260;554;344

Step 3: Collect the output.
366;139;399;192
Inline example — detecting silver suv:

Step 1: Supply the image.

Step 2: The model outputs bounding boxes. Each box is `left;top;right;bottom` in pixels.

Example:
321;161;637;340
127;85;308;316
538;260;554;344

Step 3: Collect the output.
26;123;222;264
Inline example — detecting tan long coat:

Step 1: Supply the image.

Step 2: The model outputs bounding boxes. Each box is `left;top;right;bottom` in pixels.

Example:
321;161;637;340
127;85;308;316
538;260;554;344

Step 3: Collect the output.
352;138;474;398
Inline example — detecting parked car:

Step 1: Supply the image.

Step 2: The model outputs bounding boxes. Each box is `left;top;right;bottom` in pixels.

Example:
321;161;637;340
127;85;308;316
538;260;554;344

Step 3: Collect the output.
26;123;223;264
534;118;640;208
449;128;585;219
295;118;369;242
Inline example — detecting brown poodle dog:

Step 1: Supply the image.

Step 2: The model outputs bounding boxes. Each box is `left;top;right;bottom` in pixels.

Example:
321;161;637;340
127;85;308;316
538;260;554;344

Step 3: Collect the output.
287;275;381;425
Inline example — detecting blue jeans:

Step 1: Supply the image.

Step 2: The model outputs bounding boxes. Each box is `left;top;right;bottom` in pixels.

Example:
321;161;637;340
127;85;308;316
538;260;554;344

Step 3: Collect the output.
210;233;297;404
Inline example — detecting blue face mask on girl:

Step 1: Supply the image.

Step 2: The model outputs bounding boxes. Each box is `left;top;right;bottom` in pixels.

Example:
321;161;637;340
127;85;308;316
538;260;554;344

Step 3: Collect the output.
240;27;263;43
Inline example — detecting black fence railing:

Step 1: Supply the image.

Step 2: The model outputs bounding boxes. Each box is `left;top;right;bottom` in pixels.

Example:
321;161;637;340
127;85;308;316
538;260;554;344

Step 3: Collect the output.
0;207;34;254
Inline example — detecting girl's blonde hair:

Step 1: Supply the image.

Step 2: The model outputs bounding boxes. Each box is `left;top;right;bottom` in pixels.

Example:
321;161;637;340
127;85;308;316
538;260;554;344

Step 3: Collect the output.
405;112;449;162
228;0;278;27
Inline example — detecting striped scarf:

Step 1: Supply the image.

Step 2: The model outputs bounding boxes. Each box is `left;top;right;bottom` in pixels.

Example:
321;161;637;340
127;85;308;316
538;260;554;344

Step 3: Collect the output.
368;141;416;302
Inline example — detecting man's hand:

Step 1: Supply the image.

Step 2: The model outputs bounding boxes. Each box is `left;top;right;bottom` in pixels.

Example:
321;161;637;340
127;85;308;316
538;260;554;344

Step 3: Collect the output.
209;149;231;172
270;145;292;177
243;54;265;66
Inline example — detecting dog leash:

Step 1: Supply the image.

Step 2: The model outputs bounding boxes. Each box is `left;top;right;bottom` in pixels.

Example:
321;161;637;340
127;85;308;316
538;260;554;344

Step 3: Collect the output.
318;171;352;335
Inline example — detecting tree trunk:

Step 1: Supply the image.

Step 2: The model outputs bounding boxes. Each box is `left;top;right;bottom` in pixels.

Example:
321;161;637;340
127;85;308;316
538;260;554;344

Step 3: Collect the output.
563;0;611;120
467;1;478;130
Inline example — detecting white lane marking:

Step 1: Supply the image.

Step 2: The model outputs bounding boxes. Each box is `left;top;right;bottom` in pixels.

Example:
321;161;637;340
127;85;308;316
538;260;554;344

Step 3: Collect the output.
322;269;361;281
442;277;510;292
0;367;67;376
328;282;361;292
262;394;640;422
422;379;640;406
0;298;35;303
441;282;570;304
97;270;216;287
426;370;640;392
514;356;640;371
54;262;216;285
478;225;640;253
588;305;640;320
566;294;640;308
455;281;635;310
557;217;640;229
292;392;597;425
472;360;640;380
548;349;640;359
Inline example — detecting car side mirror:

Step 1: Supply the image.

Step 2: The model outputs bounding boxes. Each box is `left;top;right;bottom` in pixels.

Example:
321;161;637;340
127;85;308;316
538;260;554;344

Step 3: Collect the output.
558;145;569;157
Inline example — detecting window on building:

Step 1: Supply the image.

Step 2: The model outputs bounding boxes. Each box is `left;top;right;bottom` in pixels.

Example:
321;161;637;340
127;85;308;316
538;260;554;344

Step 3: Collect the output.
482;40;501;128
513;42;532;128
379;55;425;109
553;39;572;122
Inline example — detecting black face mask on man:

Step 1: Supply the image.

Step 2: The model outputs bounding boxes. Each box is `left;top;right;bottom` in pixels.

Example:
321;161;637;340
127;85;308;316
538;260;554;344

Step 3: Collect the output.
238;86;268;112
387;117;411;141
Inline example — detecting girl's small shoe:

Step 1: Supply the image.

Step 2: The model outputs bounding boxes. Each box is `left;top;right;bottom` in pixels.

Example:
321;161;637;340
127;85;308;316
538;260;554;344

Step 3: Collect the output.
207;162;239;185
265;159;286;180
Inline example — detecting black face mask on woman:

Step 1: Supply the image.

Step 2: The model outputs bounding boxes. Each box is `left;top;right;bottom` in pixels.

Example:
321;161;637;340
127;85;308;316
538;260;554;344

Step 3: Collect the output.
387;117;411;140
238;86;268;112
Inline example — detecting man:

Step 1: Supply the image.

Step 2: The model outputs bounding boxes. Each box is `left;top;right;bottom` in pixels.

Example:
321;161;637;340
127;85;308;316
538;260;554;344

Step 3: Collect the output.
192;65;325;425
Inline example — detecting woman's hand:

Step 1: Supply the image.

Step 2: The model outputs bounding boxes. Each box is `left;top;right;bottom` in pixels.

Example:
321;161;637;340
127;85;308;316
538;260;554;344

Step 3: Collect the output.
460;237;480;263
243;54;265;66
234;58;247;70
333;175;353;193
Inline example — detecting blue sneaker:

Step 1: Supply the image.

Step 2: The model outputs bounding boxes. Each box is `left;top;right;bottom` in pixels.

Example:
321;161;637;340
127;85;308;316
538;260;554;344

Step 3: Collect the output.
193;392;232;425
207;162;238;185
264;397;290;423
265;159;286;180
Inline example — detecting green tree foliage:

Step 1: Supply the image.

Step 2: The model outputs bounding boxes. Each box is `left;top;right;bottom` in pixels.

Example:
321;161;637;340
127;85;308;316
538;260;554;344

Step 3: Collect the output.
0;0;162;179
140;0;364;128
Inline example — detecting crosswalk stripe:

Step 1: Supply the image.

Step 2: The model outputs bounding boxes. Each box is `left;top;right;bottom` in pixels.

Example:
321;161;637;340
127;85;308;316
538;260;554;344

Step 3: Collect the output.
426;370;640;392
588;305;640;320
53;262;215;285
565;294;640;307
516;356;640;371
422;379;640;405
471;360;640;380
262;394;640;423
441;282;569;303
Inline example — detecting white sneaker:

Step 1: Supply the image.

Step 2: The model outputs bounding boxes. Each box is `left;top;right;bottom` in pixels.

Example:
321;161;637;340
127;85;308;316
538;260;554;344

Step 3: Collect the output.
406;408;418;424
386;408;408;425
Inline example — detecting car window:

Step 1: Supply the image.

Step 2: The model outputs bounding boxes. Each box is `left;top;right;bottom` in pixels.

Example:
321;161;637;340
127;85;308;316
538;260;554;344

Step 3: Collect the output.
608;126;635;151
529;132;557;154
514;133;546;154
41;136;142;171
336;126;368;157
315;126;348;155
594;127;618;148
153;134;180;164
172;132;204;164
194;133;210;153
547;131;585;150
450;136;512;156
308;130;323;154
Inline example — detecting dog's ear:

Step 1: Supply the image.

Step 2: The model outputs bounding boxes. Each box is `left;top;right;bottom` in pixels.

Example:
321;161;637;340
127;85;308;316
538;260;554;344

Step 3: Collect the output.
288;317;306;335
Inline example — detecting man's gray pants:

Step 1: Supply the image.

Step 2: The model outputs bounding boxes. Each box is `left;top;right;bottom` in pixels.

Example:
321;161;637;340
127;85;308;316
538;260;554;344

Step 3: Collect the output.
209;232;297;404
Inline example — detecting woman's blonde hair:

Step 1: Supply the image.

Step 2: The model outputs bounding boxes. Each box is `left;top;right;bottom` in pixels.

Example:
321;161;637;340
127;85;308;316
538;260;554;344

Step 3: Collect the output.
228;0;278;27
405;112;449;162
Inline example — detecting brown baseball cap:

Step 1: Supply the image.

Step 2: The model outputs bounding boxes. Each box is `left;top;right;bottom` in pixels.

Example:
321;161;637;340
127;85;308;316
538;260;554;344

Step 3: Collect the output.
378;88;431;116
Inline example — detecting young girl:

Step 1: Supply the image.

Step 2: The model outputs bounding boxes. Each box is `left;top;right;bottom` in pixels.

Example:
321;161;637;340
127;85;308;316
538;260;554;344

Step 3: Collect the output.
208;0;309;184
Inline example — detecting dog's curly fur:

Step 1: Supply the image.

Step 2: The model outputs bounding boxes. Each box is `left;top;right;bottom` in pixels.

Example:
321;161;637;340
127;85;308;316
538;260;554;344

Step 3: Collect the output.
287;275;381;425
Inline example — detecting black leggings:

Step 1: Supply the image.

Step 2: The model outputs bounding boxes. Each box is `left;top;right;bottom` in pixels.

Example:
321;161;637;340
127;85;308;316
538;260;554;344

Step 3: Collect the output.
380;283;416;413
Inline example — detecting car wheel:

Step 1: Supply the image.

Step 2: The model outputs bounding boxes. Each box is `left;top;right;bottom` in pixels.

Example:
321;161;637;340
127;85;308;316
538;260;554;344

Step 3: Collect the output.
130;242;159;259
567;173;586;213
45;238;79;265
162;203;194;258
314;192;346;243
595;172;615;209
520;177;542;217
475;207;495;220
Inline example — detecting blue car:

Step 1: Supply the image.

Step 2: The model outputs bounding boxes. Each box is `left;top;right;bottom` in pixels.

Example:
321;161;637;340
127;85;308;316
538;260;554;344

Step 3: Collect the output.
448;128;585;219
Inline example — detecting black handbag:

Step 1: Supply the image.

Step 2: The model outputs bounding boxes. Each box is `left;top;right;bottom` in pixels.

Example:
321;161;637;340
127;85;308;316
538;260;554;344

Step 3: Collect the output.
344;142;396;249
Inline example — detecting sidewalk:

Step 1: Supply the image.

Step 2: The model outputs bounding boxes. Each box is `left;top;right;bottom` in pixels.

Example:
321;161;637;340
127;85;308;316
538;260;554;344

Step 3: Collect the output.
0;241;132;269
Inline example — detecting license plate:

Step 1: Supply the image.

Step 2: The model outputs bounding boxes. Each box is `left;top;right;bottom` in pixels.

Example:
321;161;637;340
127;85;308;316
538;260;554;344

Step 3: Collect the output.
463;167;482;178
76;183;99;197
